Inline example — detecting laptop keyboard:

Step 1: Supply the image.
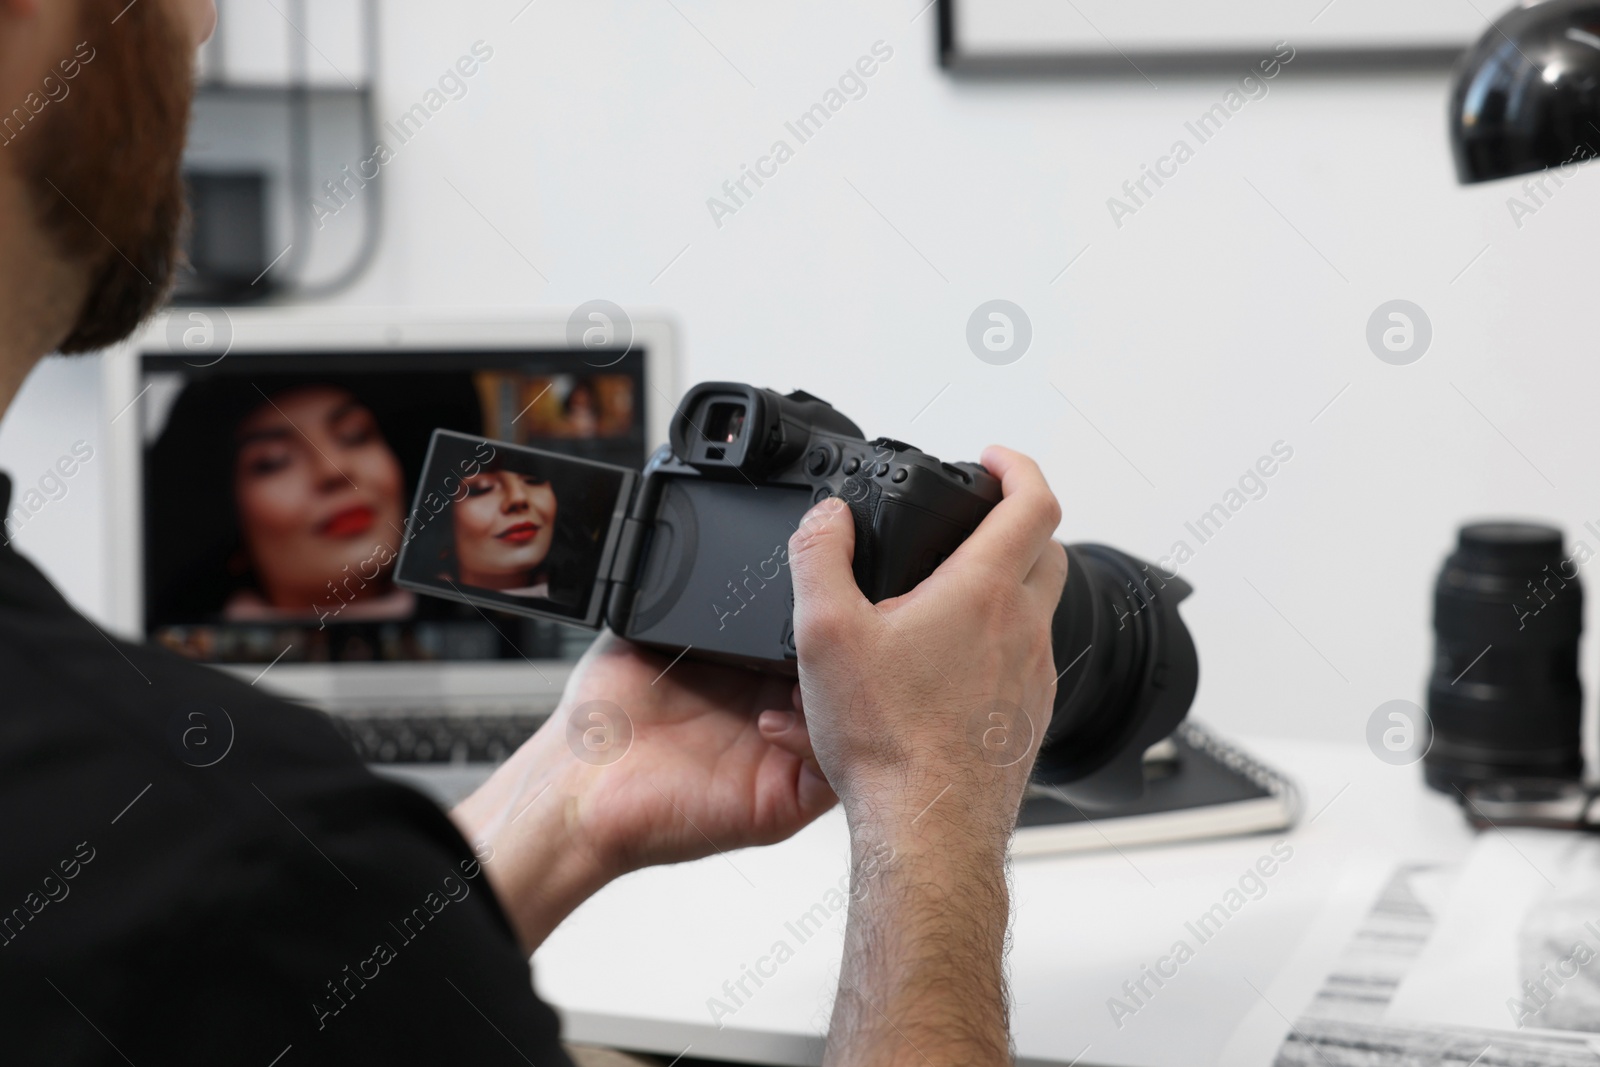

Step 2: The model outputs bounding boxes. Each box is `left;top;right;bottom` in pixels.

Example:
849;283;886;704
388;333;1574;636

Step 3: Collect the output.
329;712;546;765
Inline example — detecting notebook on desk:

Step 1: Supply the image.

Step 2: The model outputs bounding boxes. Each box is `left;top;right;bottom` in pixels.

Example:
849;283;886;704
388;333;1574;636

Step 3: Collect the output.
1015;721;1300;857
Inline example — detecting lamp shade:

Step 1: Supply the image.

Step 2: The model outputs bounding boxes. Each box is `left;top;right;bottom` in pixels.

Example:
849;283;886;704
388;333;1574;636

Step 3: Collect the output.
1451;0;1600;183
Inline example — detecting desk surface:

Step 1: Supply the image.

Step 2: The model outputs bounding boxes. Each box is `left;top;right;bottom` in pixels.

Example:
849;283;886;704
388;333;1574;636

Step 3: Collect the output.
532;737;1475;1067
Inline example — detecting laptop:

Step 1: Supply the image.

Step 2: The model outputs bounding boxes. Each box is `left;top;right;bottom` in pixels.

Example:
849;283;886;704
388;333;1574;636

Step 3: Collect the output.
103;311;677;801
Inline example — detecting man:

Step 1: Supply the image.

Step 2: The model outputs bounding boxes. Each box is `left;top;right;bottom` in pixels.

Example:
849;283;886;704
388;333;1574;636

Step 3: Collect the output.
0;1;1069;1064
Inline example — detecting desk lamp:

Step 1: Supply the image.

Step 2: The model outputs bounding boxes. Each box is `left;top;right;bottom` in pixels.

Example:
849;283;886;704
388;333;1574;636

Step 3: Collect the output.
1451;0;1600;183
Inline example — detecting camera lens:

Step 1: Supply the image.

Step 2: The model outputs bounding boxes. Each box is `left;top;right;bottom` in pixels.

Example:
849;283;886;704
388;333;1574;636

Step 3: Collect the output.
1032;543;1199;806
1423;521;1584;794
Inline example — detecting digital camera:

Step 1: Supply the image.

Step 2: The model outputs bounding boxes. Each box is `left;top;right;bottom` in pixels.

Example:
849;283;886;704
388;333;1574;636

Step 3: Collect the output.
395;381;1199;805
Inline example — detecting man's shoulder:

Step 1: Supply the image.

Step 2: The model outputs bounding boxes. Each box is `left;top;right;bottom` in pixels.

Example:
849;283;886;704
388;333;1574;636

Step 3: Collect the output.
0;584;570;1064
0;569;445;897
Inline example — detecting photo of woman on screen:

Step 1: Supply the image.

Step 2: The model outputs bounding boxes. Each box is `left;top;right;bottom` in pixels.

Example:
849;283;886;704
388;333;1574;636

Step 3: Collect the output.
400;433;622;618
214;383;406;620
144;371;485;631
449;467;561;597
428;455;586;610
225;383;413;621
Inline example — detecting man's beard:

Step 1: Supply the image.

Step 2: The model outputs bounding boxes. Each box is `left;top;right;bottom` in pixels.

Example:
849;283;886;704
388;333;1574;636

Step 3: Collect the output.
23;0;195;354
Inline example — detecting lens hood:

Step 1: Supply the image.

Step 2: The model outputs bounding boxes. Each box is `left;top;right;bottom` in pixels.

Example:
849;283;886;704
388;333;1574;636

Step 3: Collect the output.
1031;543;1200;807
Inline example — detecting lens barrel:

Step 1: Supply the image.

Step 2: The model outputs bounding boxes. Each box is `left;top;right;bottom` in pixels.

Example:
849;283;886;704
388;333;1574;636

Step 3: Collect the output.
1423;522;1584;794
1033;544;1200;806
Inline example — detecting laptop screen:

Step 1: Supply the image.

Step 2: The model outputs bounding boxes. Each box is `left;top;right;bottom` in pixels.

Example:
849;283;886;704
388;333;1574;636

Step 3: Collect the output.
138;348;647;666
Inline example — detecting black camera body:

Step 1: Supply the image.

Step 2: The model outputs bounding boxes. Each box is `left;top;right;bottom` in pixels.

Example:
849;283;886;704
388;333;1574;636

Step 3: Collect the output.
398;381;1199;805
606;382;1000;669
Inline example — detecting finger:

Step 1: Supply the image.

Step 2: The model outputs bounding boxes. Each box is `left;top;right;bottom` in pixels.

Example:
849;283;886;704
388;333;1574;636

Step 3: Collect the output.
1024;538;1069;600
796;761;838;821
943;446;1063;583
788;497;869;647
758;708;816;764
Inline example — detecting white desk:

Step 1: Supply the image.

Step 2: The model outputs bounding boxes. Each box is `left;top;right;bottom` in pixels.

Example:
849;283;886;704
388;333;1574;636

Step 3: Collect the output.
533;738;1475;1067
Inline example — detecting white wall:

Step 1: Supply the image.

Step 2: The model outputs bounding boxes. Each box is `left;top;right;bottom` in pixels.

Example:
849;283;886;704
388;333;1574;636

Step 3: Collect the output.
4;0;1597;749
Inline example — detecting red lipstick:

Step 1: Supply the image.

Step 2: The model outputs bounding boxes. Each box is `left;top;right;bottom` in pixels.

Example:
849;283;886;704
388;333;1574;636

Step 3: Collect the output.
498;521;540;544
320;505;375;538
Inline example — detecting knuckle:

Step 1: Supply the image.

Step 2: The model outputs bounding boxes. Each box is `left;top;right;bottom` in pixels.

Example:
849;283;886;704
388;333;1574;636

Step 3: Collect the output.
788;519;828;561
1048;540;1069;588
796;605;849;649
789;505;844;557
1024;488;1059;533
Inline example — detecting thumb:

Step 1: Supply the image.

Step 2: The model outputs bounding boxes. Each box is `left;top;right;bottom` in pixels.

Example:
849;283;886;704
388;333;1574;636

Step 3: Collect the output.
788;496;866;640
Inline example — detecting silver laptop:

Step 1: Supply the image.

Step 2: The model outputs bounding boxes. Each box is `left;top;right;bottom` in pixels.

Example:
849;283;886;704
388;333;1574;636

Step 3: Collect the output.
103;311;677;800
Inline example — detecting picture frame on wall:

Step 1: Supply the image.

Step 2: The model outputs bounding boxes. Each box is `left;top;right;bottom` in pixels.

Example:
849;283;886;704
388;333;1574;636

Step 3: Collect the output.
937;0;1485;75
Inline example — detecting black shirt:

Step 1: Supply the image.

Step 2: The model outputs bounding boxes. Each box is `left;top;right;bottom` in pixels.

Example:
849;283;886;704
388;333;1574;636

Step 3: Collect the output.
0;473;573;1065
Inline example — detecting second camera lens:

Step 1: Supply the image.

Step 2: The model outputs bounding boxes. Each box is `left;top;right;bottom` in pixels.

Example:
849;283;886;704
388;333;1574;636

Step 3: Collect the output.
1424;521;1584;795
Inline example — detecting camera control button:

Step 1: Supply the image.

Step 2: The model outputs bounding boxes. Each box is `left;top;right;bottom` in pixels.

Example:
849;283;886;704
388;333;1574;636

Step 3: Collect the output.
891;467;908;483
813;487;834;504
843;457;860;475
875;463;890;477
806;446;833;476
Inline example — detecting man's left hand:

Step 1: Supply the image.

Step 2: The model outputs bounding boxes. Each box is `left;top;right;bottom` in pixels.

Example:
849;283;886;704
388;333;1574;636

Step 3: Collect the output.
453;631;836;951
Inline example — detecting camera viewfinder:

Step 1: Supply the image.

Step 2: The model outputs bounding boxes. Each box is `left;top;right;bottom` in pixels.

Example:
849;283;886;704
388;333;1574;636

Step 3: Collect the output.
703;402;746;451
675;387;761;473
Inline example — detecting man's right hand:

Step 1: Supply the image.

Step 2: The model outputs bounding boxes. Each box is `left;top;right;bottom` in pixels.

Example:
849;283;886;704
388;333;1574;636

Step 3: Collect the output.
788;443;1068;846
787;443;1068;1067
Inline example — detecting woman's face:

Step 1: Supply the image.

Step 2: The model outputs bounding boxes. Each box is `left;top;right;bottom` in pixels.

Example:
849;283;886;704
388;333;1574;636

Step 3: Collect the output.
452;469;558;589
233;386;405;607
